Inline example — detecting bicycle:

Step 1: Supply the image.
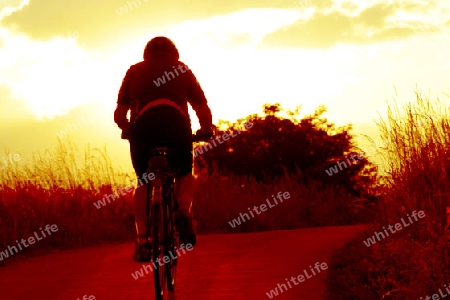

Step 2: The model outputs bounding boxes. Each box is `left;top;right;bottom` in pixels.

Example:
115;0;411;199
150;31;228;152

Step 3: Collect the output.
122;129;212;300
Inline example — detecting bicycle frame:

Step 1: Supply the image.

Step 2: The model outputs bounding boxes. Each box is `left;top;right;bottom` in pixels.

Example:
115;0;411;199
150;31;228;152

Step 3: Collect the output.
146;149;179;300
121;129;214;300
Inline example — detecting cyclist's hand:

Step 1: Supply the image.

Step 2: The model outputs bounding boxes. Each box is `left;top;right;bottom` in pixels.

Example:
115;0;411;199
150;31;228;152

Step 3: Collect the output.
121;122;131;140
121;130;131;140
196;126;214;138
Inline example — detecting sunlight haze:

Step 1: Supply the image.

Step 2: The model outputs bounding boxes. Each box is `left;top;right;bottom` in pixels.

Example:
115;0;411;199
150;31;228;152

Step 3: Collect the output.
1;0;449;172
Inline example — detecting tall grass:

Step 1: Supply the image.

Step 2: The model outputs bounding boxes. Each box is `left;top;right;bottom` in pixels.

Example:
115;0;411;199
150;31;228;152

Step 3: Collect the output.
377;93;450;238
0;136;371;263
327;92;450;299
0;139;136;258
194;172;372;233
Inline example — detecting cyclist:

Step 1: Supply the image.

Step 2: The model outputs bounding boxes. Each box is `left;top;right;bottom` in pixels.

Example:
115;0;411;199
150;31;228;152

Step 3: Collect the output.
114;36;213;262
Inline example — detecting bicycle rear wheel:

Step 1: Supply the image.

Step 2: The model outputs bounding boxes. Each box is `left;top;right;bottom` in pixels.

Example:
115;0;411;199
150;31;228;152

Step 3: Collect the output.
151;196;166;300
164;184;179;291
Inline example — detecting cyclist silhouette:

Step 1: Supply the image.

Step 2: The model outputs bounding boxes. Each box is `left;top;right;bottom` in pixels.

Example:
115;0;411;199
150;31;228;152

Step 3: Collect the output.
114;36;213;262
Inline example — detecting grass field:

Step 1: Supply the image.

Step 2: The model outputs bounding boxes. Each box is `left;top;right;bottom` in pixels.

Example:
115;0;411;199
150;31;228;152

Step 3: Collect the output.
326;93;450;299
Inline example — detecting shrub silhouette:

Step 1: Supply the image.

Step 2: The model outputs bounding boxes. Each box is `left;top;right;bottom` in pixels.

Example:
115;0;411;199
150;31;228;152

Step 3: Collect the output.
195;103;377;196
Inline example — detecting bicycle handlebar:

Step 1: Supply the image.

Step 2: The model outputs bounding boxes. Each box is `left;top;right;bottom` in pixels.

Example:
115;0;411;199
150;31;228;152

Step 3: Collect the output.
121;130;214;142
192;131;214;143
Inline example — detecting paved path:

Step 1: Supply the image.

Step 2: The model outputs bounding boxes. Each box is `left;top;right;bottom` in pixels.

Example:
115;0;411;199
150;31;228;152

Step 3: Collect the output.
0;225;366;300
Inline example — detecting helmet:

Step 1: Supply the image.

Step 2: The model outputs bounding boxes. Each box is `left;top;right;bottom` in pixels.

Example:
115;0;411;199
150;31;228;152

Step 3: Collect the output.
143;36;179;60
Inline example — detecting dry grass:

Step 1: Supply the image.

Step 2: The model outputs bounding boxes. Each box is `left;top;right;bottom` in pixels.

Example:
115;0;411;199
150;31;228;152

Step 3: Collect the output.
327;92;450;299
377;93;450;236
327;231;450;299
194;172;373;233
0;138;371;262
0;138;136;259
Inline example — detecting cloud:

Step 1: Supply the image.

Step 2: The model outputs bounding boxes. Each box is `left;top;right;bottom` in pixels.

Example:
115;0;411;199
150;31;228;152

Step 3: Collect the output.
207;32;253;48
170;8;300;49
0;84;34;123
0;25;121;119
0;0;28;20
0;7;301;119
259;10;354;48
259;1;450;49
355;3;394;28
0;0;317;48
2;0;448;50
1;0;449;121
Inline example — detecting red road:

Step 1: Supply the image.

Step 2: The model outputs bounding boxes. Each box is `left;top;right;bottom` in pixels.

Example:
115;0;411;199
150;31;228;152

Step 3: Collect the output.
0;225;365;300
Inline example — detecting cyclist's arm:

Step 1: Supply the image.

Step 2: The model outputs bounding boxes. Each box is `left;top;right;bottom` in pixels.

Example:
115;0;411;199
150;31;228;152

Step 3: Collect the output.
192;103;212;130
114;104;129;130
115;69;131;130
186;68;212;130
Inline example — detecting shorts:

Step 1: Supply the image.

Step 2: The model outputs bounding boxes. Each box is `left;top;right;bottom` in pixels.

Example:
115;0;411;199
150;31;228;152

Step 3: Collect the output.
129;105;192;178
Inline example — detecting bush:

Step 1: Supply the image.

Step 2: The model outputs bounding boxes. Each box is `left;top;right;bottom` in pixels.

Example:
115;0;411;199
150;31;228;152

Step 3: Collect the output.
196;103;377;198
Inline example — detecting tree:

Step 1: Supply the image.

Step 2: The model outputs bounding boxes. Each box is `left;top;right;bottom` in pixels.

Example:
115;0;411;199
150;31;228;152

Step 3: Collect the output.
194;103;377;196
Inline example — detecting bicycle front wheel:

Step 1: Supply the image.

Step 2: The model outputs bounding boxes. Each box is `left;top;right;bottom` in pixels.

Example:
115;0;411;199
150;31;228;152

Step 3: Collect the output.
151;202;166;300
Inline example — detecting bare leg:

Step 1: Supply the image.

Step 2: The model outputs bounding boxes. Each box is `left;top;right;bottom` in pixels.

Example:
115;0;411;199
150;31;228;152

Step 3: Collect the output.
175;173;196;215
134;183;148;243
174;173;197;245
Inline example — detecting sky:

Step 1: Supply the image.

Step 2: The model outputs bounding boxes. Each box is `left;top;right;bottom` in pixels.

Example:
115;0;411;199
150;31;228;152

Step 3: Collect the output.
1;0;449;173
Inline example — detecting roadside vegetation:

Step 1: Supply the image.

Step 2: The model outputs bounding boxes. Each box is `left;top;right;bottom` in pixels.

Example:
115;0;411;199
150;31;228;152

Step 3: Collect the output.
326;93;450;299
0;104;376;262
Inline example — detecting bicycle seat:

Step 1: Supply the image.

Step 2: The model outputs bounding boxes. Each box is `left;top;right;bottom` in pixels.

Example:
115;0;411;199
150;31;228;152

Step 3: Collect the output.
149;147;173;158
147;147;178;180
